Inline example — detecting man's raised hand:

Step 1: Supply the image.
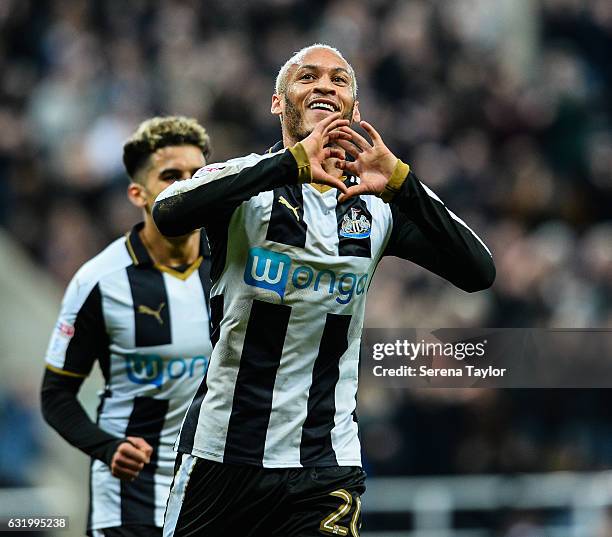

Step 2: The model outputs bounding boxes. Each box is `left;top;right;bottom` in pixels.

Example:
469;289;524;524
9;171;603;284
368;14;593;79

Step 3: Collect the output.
299;113;351;193
334;121;400;202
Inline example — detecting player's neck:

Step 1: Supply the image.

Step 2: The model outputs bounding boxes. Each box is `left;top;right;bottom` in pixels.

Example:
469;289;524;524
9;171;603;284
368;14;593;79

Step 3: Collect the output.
140;217;200;268
282;130;298;149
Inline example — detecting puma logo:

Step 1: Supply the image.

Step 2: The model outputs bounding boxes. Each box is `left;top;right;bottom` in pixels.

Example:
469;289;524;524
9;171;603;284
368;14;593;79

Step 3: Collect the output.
138;302;165;325
278;196;300;222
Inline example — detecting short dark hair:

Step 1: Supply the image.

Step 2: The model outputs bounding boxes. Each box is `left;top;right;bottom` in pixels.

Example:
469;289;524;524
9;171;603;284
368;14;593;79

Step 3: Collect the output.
123;116;211;181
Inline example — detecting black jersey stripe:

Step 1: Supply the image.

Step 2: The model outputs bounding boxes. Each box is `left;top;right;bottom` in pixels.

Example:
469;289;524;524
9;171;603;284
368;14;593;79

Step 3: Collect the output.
300;313;352;466
65;284;110;376
176;294;222;455
197;244;212;315
209;294;224;348
120;396;169;526
223;300;291;465
207;220;230;284
335;196;372;258
266;185;308;248
87;387;111;532
177;376;208;455
86;458;93;532
126;266;172;347
177;296;218;454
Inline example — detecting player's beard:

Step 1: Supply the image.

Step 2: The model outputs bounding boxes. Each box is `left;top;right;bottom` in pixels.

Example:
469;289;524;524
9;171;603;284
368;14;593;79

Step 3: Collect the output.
283;95;353;142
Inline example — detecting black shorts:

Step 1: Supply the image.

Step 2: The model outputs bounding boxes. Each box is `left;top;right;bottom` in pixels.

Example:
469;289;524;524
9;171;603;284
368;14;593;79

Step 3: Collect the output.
89;525;161;537
164;454;366;537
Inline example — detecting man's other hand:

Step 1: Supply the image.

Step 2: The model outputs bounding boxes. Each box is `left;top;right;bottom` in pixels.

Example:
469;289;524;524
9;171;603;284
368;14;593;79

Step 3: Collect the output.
299;113;351;193
110;436;153;481
335;121;400;202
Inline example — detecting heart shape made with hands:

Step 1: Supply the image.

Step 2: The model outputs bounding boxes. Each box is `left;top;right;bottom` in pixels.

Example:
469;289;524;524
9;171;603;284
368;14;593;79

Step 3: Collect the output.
299;113;400;202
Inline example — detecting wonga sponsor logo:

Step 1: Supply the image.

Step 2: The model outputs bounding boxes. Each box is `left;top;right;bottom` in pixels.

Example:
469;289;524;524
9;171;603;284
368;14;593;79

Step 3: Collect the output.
125;354;209;388
244;247;291;298
243;246;368;304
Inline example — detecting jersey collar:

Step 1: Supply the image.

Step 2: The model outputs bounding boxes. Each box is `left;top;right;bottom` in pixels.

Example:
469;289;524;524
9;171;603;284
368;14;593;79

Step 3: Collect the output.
125;222;152;266
267;141;284;153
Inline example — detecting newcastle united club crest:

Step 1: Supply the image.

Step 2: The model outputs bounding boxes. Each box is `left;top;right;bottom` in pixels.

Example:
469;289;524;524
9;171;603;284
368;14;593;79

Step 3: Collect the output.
340;207;372;239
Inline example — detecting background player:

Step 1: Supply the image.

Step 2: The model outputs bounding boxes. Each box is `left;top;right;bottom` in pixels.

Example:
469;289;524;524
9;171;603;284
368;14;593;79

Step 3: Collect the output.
41;116;213;537
154;45;494;536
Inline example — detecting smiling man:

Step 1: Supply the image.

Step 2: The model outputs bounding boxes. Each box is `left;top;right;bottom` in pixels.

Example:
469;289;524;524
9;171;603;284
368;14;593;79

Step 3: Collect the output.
41;117;214;537
154;45;495;537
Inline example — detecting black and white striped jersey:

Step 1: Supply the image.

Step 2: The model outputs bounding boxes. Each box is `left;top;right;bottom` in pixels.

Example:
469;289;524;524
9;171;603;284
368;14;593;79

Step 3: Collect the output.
43;224;213;530
153;143;495;469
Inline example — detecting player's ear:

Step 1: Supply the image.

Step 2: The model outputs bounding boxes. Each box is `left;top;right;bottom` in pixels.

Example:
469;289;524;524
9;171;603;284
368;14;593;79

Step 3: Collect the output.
127;182;148;209
271;94;283;117
351;100;361;124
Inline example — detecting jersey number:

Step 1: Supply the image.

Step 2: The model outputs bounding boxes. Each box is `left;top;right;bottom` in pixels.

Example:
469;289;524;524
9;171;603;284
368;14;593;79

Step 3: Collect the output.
320;489;362;536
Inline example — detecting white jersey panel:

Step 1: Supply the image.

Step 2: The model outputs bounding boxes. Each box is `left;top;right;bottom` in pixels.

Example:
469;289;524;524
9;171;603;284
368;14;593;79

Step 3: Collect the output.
261;314;326;467
90;460;122;530
330;337;362;465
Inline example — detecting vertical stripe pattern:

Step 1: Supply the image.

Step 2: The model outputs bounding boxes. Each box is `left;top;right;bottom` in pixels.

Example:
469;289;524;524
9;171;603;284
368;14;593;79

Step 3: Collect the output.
223;300;291;464
163;454;198;537
208;294;224;348
127;266;172;347
300;313;352;465
64;284;110;375
265;185;308;247
197;254;212;316
177;377;209;456
45;228;214;531
176;294;223;455
121;396;169;525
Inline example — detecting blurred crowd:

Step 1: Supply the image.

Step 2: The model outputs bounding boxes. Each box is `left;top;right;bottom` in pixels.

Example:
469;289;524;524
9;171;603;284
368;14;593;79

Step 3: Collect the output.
2;0;612;516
